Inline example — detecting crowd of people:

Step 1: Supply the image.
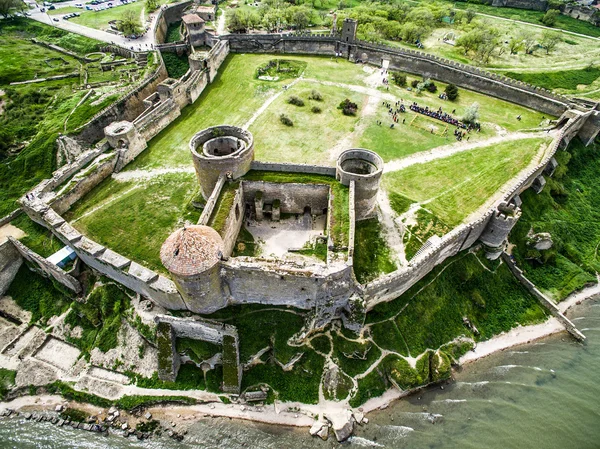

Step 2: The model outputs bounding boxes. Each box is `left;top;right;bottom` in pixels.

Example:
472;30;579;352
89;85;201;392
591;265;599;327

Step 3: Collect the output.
409;102;468;129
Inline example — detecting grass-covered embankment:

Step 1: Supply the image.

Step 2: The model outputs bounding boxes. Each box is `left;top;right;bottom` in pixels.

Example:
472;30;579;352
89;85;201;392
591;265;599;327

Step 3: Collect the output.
511;139;600;301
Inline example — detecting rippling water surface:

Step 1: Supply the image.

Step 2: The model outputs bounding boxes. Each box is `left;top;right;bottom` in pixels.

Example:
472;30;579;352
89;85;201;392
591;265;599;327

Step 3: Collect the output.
2;299;600;449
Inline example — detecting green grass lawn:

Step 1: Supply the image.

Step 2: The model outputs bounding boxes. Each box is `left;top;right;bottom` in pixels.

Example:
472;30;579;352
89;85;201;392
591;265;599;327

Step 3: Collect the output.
71;1;147;31
511;140;600;301
504;66;600;91
65;172;201;273
384;137;549;227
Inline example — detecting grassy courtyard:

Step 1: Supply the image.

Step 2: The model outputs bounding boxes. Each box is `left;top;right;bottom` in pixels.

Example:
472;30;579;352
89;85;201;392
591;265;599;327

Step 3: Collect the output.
384;136;550;227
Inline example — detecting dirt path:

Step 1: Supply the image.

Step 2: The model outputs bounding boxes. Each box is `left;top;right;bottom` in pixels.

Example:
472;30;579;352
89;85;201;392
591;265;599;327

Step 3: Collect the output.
377;189;407;265
384;130;554;173
217;11;226;35
112;167;194;182
0;223;26;243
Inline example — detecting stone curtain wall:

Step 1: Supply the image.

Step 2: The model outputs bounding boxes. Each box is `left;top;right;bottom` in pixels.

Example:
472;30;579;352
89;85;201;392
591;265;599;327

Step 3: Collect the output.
218;184;245;258
347;181;356;265
198;175;226;226
364;118;581;309
74;59;169;145
154;1;193;45
8;237;82;293
0;240;23;298
222;34;569;117
491;0;548;11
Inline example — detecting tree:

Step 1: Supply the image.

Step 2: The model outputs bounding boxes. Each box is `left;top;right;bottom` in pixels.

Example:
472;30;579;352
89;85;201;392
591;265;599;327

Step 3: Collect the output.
462;102;480;124
145;0;159;13
118;10;142;36
456;30;483;56
465;9;476;24
519;29;537;55
540;30;561;54
445;84;459;101
541;9;558;27
508;35;524;55
0;0;24;18
401;22;427;44
391;72;407;87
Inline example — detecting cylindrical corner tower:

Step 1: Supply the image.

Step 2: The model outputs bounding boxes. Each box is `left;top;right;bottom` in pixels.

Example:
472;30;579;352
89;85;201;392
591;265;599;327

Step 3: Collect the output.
336;149;383;220
104;121;144;150
478;207;522;260
160;225;226;313
189;125;254;199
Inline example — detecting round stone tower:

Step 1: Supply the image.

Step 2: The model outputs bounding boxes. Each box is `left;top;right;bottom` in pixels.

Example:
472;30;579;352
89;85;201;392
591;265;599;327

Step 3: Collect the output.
189;125;254;199
336;149;384;220
104;121;147;171
160;225;226;313
478;203;522;260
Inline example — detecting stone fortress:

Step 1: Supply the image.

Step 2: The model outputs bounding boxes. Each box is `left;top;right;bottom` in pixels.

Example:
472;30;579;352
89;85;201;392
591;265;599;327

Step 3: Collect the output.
6;2;600;393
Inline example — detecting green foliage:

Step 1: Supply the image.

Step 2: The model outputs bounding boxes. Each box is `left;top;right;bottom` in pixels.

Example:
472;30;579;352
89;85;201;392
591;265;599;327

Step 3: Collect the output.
208;181;239;235
165;21;182;43
60;408;88;422
391;72;407;87
256;59;306;80
279;113;293;126
7;265;72;324
176;338;220;363
117;10;143;36
367;251;547;356
388;192;415;216
353;218;396;284
161;52;190;79
308;90;323;101
445;83;459;101
541;9;558;27
136;420;160;433
222;334;240;389
310;335;331;355
505;66;600;91
511;140;600;300
12;214;63;258
331;334;381;377
293;240;328;262
242;350;324;404
349;366;388;407
145;0;159;13
233;226;258;257
0;369;16;400
287;95;305;107
311;106;322;113
338;98;358;116
403;208;451;261
64;283;130;355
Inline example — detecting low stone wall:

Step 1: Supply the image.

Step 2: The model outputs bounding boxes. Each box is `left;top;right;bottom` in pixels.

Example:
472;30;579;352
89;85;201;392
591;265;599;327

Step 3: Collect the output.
250;161;336;177
155;314;241;392
241;181;330;215
133;97;181;141
0;209;22;228
347;181;356;265
8;237;81;293
218;184;245;258
501;252;586;341
198;175;225;226
491;0;547;11
0;240;23;298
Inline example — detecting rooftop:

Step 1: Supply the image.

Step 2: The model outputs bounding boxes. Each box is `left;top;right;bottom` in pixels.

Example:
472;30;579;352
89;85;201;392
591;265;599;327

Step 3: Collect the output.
182;14;205;25
160;225;224;277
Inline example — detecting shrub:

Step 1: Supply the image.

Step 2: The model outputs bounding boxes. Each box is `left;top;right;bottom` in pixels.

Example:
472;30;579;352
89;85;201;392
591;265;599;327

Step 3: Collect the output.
287;96;304;106
280;114;293;126
391;72;407;87
338;98;358;116
445;83;459;101
426;81;437;93
541;9;558;27
308;90;323;101
411;79;419;88
462;102;480;124
311;106;322;113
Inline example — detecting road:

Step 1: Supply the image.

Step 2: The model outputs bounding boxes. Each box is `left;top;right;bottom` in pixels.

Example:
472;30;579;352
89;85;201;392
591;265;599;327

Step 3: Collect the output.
27;0;164;50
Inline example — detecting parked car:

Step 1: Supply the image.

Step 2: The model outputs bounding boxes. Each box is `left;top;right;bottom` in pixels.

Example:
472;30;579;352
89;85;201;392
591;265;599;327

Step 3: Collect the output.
53;17;58;21
48;4;55;9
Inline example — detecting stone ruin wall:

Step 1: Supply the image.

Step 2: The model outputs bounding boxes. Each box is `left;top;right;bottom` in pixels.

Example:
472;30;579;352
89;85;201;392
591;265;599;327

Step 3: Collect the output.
490;0;547;11
0;240;23;298
216;183;245;258
7;237;81;294
241;181;330;215
222;34;569;117
154;1;193;45
250;161;337;177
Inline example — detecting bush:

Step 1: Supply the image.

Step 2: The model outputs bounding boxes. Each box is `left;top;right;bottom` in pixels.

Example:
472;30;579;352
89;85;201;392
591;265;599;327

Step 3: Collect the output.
411;79;419;88
541;9;558;27
391;72;407;87
338;98;358;116
280;114;293;126
445;84;459;101
462;102;480;124
311;106;322;113
308;90;323;101
287;96;304;106
426;81;437;93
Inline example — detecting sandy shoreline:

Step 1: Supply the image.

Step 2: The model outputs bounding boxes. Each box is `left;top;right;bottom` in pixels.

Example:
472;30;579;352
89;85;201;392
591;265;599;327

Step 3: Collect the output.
1;284;597;437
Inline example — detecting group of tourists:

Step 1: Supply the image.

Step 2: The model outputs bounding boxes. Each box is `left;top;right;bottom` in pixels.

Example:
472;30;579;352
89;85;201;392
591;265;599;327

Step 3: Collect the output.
409;102;468;128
